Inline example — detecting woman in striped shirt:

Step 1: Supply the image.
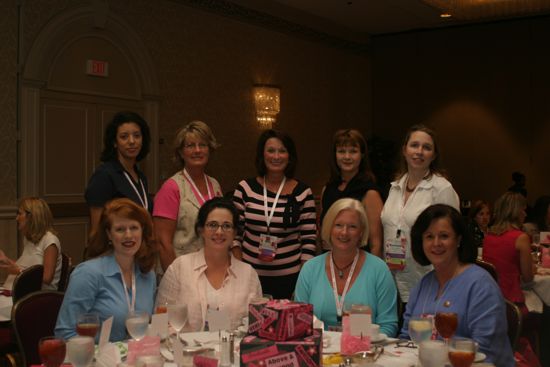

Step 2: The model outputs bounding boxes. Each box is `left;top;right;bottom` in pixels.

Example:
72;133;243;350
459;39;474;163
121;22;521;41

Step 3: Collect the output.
232;130;317;299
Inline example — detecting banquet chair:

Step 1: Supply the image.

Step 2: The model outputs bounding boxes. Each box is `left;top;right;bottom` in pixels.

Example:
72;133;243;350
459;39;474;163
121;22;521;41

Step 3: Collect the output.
9;290;64;366
57;252;72;292
505;299;522;350
475;259;498;282
11;264;44;304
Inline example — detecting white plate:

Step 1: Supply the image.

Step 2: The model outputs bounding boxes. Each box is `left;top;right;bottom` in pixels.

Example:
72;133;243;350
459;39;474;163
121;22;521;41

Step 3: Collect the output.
475;352;486;362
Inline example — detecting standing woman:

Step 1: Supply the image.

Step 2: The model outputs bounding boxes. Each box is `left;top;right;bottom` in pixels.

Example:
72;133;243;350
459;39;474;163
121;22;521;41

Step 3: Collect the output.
0;197;62;290
381;124;459;304
153;121;223;272
55;199;157;342
233;130;316;300
320;129;384;256
85;112;152;239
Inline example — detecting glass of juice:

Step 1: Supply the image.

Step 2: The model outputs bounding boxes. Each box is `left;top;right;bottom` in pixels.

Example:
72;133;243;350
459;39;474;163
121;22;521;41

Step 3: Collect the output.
448;337;476;367
76;313;100;338
39;336;66;367
435;312;458;344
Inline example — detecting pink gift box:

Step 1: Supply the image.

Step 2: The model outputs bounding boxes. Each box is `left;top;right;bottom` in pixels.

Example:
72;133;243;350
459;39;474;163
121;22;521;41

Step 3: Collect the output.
248;299;313;341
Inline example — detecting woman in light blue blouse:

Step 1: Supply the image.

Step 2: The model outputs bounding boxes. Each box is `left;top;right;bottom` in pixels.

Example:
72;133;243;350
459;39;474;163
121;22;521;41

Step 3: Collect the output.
295;198;398;336
55;198;157;342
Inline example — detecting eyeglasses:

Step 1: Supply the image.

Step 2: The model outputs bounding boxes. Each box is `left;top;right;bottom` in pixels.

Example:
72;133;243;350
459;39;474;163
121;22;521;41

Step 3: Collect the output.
395;339;417;349
205;222;234;232
183;143;208;150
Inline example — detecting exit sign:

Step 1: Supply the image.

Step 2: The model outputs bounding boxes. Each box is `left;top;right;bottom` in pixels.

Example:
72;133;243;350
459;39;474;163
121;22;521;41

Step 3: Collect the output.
86;59;109;77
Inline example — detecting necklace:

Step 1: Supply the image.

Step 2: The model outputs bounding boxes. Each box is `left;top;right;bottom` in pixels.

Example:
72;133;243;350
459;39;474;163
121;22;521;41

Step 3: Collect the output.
331;254;357;278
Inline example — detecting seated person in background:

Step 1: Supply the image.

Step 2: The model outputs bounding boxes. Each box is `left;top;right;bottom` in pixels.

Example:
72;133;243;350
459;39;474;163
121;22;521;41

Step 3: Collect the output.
55;199;157;341
401;204;514;367
523;195;550;237
467;199;490;248
0;197;61;290
156;197;262;331
483;192;533;309
295;198;398;337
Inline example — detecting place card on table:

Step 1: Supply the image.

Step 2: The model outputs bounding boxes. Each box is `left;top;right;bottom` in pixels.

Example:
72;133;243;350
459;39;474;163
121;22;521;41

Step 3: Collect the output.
98;316;113;349
150;312;168;339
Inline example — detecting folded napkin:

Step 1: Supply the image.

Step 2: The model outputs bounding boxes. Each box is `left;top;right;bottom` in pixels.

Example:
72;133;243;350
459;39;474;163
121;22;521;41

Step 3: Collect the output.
95;343;122;367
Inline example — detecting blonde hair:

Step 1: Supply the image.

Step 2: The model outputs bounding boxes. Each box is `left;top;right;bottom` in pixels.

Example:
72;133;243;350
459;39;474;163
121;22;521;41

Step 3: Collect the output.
490;192;526;235
19;197;56;243
321;198;369;248
173;121;220;168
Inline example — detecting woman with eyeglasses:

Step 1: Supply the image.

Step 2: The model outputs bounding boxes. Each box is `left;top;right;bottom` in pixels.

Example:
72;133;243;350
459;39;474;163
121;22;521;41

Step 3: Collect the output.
156;197;262;331
153;121;223;272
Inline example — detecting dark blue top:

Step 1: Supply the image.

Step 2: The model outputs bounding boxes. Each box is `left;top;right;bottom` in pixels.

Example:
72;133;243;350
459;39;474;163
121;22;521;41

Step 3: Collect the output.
85;160;152;213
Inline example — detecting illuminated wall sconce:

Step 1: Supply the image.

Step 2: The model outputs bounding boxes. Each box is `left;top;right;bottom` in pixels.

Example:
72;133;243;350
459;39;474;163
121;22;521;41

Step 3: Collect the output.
253;84;280;129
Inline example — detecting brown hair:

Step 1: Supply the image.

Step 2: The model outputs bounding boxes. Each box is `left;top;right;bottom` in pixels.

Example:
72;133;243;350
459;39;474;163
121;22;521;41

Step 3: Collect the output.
19;197;57;243
397;124;445;179
329;129;375;184
88;198;157;273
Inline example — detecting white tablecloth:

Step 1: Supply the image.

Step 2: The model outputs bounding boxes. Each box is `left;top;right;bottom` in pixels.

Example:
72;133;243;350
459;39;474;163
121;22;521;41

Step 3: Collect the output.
532;271;550;306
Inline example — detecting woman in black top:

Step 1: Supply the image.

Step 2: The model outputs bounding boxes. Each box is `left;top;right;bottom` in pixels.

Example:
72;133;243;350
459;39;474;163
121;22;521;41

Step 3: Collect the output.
320;129;383;256
85;111;152;239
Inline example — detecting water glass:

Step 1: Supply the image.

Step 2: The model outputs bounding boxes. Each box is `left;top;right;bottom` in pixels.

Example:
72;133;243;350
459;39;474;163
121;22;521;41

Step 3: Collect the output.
167;304;188;338
419;340;449;367
66;336;95;367
126;310;150;341
409;316;433;346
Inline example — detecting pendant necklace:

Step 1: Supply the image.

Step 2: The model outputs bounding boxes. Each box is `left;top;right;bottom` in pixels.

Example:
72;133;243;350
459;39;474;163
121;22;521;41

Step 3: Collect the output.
331;253;357;278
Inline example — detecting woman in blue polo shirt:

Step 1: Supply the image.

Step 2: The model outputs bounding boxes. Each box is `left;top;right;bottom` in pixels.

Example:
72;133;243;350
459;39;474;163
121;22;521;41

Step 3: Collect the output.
85;111;152;239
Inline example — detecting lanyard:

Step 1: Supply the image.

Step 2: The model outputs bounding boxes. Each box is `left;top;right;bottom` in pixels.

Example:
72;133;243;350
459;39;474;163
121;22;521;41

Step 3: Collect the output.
119;265;136;312
122;171;149;210
263;176;286;231
329;250;359;317
183;169;214;206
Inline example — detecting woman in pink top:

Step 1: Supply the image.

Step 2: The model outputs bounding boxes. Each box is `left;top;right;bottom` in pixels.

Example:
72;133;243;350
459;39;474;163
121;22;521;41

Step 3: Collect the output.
483;192;533;310
156;197;262;331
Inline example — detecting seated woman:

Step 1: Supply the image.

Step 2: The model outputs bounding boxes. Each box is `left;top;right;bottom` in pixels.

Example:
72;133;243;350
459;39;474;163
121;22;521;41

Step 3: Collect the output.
55;199;157;342
483;192;533;311
467;199;490;248
0;197;61;291
156;197;262;331
295;198;398;336
523;195;550;237
401;204;514;367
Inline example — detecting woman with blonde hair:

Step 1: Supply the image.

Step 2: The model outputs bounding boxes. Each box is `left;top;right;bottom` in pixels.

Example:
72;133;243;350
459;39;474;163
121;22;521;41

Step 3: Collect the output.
153;121;223;271
483;192;532;310
295;198;397;335
0;197;61;290
320;129;384;256
55;198;157;341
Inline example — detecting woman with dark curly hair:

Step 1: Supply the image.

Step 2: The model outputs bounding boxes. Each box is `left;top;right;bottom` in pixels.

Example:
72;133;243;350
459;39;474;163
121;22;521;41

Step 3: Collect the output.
85;111;152;238
232;130;316;299
55;199;157;342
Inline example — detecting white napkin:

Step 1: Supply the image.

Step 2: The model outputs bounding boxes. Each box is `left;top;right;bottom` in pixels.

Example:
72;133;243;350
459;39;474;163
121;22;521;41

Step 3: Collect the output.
523;289;543;313
95;343;121;367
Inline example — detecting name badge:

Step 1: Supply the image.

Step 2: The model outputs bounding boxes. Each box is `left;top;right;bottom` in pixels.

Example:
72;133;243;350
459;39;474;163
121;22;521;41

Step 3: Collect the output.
385;232;407;271
259;234;277;262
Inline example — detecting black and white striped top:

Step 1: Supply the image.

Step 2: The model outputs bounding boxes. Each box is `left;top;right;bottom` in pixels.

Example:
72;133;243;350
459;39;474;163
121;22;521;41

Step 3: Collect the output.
232;178;317;277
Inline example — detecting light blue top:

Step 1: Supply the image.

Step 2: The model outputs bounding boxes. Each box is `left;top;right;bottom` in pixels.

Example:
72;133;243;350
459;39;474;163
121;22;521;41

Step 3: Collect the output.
295;251;398;337
400;265;514;367
55;254;156;342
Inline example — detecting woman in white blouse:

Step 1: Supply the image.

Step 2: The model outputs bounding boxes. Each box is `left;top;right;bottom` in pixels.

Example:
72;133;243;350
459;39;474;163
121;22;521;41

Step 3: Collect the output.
156;197;262;331
381;124;459;305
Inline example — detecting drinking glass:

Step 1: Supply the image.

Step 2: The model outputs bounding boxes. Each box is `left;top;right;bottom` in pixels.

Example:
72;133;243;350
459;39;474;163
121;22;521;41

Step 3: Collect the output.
126;310;150;341
76;313;100;338
448;337;476;367
38;336;66;367
167;304;188;340
66;336;95;367
532;233;541;265
418;340;449;367
409;316;433;346
435;312;458;344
